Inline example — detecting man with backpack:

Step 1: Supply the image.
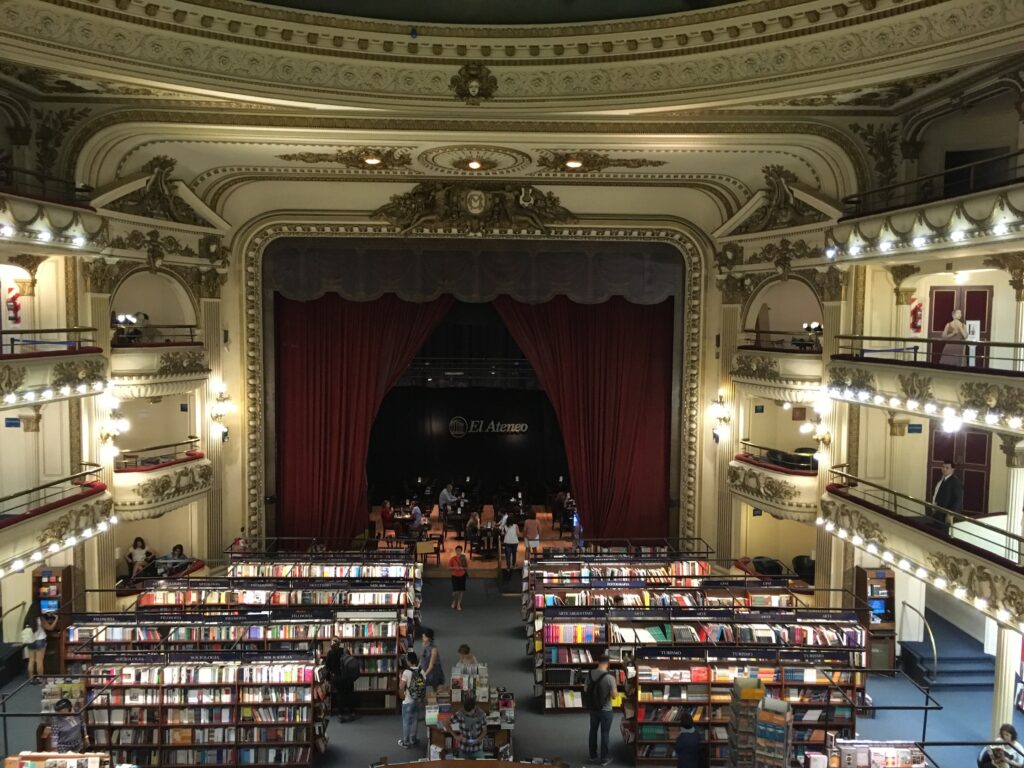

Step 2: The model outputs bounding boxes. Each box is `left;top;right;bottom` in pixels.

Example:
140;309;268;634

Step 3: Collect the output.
398;651;426;749
585;652;618;766
336;643;362;722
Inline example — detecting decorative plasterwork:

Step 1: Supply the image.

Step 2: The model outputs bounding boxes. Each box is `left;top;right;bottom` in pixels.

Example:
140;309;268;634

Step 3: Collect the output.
959;382;1024;413
748;238;824;273
108;229;201;268
34;495;113;547
242;219;707;540
897;372;934;403
536;151;668;174
755;71;959;110
371;182;574;234
83;258;134;294
7;254;48;290
111;379;209;400
0;352;106;411
848;122;901;189
0;365;27;396
417;145;532;175
157;350;209;376
732;166;829;235
730;350;822;400
819;498;887;546
731;355;780;381
31;106;90;175
110;346;211;396
166;264;226;300
0;192;106;250
0;0;1019;110
828;365;877;393
111;458;213;520
105;156;210;226
449;63;497;105
926;552;1024;622
727;462;818;517
275;147;413;169
983;252;1024;301
50;359;107;390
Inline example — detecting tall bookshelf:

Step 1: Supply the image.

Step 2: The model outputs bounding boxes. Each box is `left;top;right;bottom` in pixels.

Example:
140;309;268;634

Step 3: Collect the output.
33;564;75;673
83;652;326;767
337;611;405;712
135;578;413;611
854;566;896;671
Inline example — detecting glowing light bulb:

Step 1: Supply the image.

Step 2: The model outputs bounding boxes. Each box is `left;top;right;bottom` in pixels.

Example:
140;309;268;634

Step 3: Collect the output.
898;558;911;571
815;517;825;526
36;230;52;242
879;240;893;252
467;160;482;170
849;245;862;256
824;521;835;532
851;534;863;546
799;422;815;434
98;521;108;532
889;397;902;408
825;248;836;259
866;543;878;555
837;528;848;539
782;402;792;411
923;403;937;414
64;536;77;548
1010;416;1024;430
41;389;53;400
906;399;919;411
912;236;927;248
994;222;1009;236
12;559;25;571
48;542;60;554
72;235;86;247
857;390;871;401
362;156;381;166
882;551;894;563
108;515;118;525
0;225;13;238
974;596;988;610
30;551;42;561
915;567;927;579
953;586;967;599
22;391;35;402
997;609;1011;622
76;383;87;394
934;576;947;589
2;393;15;404
565;159;583;169
962;408;978;421
950;229;965;242
985;412;1000;425
59;385;71;396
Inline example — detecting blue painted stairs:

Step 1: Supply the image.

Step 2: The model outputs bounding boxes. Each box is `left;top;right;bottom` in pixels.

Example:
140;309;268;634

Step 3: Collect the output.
899;610;995;691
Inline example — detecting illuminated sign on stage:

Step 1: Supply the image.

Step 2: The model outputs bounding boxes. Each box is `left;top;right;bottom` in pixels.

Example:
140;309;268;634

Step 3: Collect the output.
448;416;529;438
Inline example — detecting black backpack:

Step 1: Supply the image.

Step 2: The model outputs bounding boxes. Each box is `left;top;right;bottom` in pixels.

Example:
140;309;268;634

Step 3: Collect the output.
586;671;611;711
340;654;362;683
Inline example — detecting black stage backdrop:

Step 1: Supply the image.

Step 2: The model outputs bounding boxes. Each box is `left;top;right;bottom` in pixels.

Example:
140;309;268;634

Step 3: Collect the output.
366;386;568;505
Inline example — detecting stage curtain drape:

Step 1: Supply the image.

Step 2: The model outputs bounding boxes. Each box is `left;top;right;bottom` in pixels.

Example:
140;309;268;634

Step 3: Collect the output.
494;296;673;539
275;293;453;542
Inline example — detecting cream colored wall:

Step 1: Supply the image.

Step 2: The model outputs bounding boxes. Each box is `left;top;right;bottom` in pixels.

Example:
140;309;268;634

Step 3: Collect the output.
737;503;816;566
119;395;198;450
113;503;201;578
745;399;810;454
917;91;1021;179
111;271;197;326
745;279;822;334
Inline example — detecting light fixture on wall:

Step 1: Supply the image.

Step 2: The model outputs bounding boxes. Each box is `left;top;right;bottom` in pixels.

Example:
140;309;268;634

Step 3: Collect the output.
98;392;130;462
709;395;731;443
210;380;232;442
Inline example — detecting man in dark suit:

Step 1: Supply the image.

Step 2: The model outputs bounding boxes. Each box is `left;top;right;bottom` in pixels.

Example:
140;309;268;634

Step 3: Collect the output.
930;461;963;535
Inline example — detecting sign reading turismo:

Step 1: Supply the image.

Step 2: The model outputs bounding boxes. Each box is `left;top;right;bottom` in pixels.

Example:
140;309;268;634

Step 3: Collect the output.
449;416;529;439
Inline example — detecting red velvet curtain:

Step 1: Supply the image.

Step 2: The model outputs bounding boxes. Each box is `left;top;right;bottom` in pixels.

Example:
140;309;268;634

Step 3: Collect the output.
494;296;673;539
275;293;453;542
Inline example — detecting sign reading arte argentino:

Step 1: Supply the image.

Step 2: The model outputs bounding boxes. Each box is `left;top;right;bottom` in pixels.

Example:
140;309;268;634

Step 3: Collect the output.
449;416;528;439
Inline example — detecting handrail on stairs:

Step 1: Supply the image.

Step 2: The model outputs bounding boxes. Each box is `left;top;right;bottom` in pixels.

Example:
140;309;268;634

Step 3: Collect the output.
0;601;26;635
900;600;938;683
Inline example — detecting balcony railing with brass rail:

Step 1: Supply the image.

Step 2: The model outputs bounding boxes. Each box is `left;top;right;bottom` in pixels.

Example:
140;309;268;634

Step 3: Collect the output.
738;328;822;354
827;464;1023;566
834;334;1024;373
840;148;1024;219
0;463;104;527
114;437;202;472
0;327;99;357
110;324;201;348
738;440;818;473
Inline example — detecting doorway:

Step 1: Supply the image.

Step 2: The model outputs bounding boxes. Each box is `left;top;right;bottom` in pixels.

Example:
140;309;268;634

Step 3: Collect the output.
927;425;990;517
927;285;992;367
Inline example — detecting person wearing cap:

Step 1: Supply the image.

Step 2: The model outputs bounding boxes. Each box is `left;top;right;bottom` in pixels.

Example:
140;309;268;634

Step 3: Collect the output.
673;710;702;768
43;698;88;752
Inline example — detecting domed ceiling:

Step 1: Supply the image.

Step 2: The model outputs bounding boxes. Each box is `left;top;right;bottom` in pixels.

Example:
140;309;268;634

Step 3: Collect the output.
249;0;742;25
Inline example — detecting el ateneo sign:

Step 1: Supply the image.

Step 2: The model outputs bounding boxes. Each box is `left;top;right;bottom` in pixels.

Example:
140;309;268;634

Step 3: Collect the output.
449;415;529;439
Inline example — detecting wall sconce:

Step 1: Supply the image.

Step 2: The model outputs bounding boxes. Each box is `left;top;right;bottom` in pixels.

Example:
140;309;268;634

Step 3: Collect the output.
709;396;731;443
98;392;130;461
210;380;232;442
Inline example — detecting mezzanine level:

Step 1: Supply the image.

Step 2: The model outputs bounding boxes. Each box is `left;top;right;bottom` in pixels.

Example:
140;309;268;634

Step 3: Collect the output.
110;437;211;520
0;327;106;410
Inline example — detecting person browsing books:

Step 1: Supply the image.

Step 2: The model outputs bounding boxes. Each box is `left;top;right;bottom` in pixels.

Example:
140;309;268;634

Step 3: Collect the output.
979;724;1024;768
449;545;468;611
44;697;88;753
447;694;488;760
585;652;618;766
398;651;423;749
674;711;703;768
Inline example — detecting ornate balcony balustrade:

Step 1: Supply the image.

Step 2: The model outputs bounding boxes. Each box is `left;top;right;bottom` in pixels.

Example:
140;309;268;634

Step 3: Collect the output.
727;445;820;522
109;331;209;399
0;328;106;411
731;335;823;401
111;441;211;520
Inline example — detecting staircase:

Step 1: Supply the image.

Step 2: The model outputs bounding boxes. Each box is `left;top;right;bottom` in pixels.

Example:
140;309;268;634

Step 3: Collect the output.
899;610;994;691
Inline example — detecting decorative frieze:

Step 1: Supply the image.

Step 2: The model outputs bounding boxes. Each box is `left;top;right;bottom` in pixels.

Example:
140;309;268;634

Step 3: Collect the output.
983;253;1024;302
35;496;113;547
849;122;901;189
157;350;209;375
731;355;781;381
733;166;829;235
897;372;933;402
113;459;213;520
536;150;667;173
819;499;887;546
83;259;134;294
106;155;209;226
727;464;799;503
276;147;412;169
828;366;876;393
50;359;106;389
0;365;28;396
449;63;497;106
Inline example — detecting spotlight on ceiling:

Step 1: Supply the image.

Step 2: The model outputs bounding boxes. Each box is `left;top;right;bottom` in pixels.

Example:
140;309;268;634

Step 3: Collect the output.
564;159;584;170
467;160;483;170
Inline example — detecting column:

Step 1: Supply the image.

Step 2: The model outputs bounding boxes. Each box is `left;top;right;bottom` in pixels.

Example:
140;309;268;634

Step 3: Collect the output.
85;289;115;610
715;304;741;562
993;627;1023;731
201;298;225;566
815;300;845;606
1000;436;1024;563
1015;298;1024;374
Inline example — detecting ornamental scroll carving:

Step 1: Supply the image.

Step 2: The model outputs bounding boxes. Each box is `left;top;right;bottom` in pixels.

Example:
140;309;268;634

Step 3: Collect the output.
983;253;1024;301
167;265;225;300
959;382;1024;414
536;150;667;173
132;463;213;504
372;182;574;234
731;355;780;381
157;351;209;376
819;499;887;546
276;147;412;170
449;63;497;106
714;243;744;274
727;464;798;503
828;366;876;392
734;166;828;235
897;373;934;403
849;123;901;189
926;552;1024;621
51;359;106;389
83;259;134;294
106;156;209;226
108;229;200;269
0;365;27;396
35;497;112;547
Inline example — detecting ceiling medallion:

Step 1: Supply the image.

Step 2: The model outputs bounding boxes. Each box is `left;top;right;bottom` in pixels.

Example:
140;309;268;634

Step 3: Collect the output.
275;147;412;170
419;145;531;175
449;63;497;106
537;150;668;173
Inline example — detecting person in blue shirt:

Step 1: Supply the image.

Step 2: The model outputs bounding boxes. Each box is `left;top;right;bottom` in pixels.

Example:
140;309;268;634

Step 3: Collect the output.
673;711;702;768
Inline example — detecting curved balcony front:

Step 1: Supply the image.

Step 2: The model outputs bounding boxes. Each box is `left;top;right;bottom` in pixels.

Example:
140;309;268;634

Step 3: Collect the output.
109;327;209;399
111;439;211;520
0;328;106;410
727;444;819;523
732;330;823;401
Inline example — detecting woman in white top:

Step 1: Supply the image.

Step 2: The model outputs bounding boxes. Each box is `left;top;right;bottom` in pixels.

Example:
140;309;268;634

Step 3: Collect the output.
980;724;1024;768
502;519;520;573
126;537;153;579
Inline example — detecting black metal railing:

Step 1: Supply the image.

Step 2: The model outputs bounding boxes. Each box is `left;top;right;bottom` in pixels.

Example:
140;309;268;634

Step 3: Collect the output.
738;328;822;353
110;323;200;347
0;326;97;356
739;440;818;472
114;437;201;471
0;162;91;205
0;463;102;522
828;464;1023;564
834;333;1024;372
841;148;1024;218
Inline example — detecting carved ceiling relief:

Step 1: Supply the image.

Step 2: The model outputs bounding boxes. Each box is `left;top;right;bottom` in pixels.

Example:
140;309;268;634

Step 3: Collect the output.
108;230;200;267
371;182;574;234
727;464;801;504
748;240;825;278
275;147;413;170
167;265;226;300
849;122;901;190
828;366;877;393
714;243;744;274
31;106;90;176
107;156;210;227
535;150;667;173
83;259;134;294
733;166;829;235
888;264;920;305
449;63;497;106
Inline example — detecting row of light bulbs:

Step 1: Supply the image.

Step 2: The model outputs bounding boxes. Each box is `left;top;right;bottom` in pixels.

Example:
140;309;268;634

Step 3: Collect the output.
2;380;106;405
825;219;1014;259
815;515;1018;630
827;386;1020;432
0;514;119;581
0;224;88;248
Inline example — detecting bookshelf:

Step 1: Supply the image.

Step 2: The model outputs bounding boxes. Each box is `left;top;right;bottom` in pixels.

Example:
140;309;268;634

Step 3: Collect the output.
828;739;928;768
83;652;326;767
338;611;406;712
4;754;113;768
33;564;75;673
755;699;792;768
424;663;515;761
854;566;896;671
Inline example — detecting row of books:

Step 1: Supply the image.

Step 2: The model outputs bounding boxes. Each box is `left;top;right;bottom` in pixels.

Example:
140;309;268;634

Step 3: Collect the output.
92;664;318;685
543;623;607;644
533;590;703;608
138;589;408;607
337;621;398;639
227;563;415;578
636;665;852;685
616;622;865;647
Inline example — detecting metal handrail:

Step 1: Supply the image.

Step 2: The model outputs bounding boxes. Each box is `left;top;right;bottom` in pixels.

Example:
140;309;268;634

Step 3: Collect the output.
0;326;98;356
739;440;817;471
900;600;938;682
0;162;88;205
0;462;102;506
829;464;1024;558
116;436;200;456
836;333;1024;350
841;147;1024;218
114;437;202;471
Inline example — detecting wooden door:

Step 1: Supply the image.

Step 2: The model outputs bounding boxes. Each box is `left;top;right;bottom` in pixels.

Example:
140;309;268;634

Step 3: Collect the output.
927;285;993;368
927;425;990;517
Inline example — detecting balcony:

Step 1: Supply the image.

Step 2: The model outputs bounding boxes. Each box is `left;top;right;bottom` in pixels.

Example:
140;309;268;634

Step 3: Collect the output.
0;163;92;207
109;325;208;399
727;442;820;522
828;335;1024;437
0;327;106;410
111;438;211;520
0;464;113;560
820;465;1024;630
732;329;823;401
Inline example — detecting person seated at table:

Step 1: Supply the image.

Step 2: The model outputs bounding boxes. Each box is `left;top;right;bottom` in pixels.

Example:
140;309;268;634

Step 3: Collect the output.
380;500;395;536
465;511;480;538
438;483;457;514
155;544;192;577
125;537;154;579
409;498;425;538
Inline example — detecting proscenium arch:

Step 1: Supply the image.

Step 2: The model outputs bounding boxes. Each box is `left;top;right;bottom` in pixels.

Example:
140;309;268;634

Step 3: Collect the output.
237;214;712;544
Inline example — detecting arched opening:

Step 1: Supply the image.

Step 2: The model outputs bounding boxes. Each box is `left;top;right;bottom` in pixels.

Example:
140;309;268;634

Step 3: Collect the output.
744;277;823;347
111;270;197;327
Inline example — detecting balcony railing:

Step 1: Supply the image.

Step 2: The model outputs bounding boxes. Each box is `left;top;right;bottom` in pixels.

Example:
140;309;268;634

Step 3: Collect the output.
834;334;1024;373
738;440;817;473
0;463;104;527
0;163;92;206
738;329;822;354
110;324;201;348
114;437;202;472
827;464;1023;566
840;148;1024;219
0;327;99;358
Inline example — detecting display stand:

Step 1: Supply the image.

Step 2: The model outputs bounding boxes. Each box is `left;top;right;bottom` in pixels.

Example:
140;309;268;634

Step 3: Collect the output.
33;565;75;673
4;753;113;768
829;739;928;767
755;698;792;768
424;663;515;762
728;677;764;768
854;566;896;671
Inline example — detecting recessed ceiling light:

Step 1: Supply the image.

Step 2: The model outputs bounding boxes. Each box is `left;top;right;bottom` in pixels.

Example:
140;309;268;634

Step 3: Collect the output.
363;156;382;166
565;159;584;169
467;160;483;170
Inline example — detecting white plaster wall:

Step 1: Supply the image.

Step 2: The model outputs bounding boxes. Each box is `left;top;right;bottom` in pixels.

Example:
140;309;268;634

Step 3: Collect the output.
736;503;816;567
113;503;201;579
111;271;197;326
745;399;811;453
119;395;198;451
745;279;822;335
